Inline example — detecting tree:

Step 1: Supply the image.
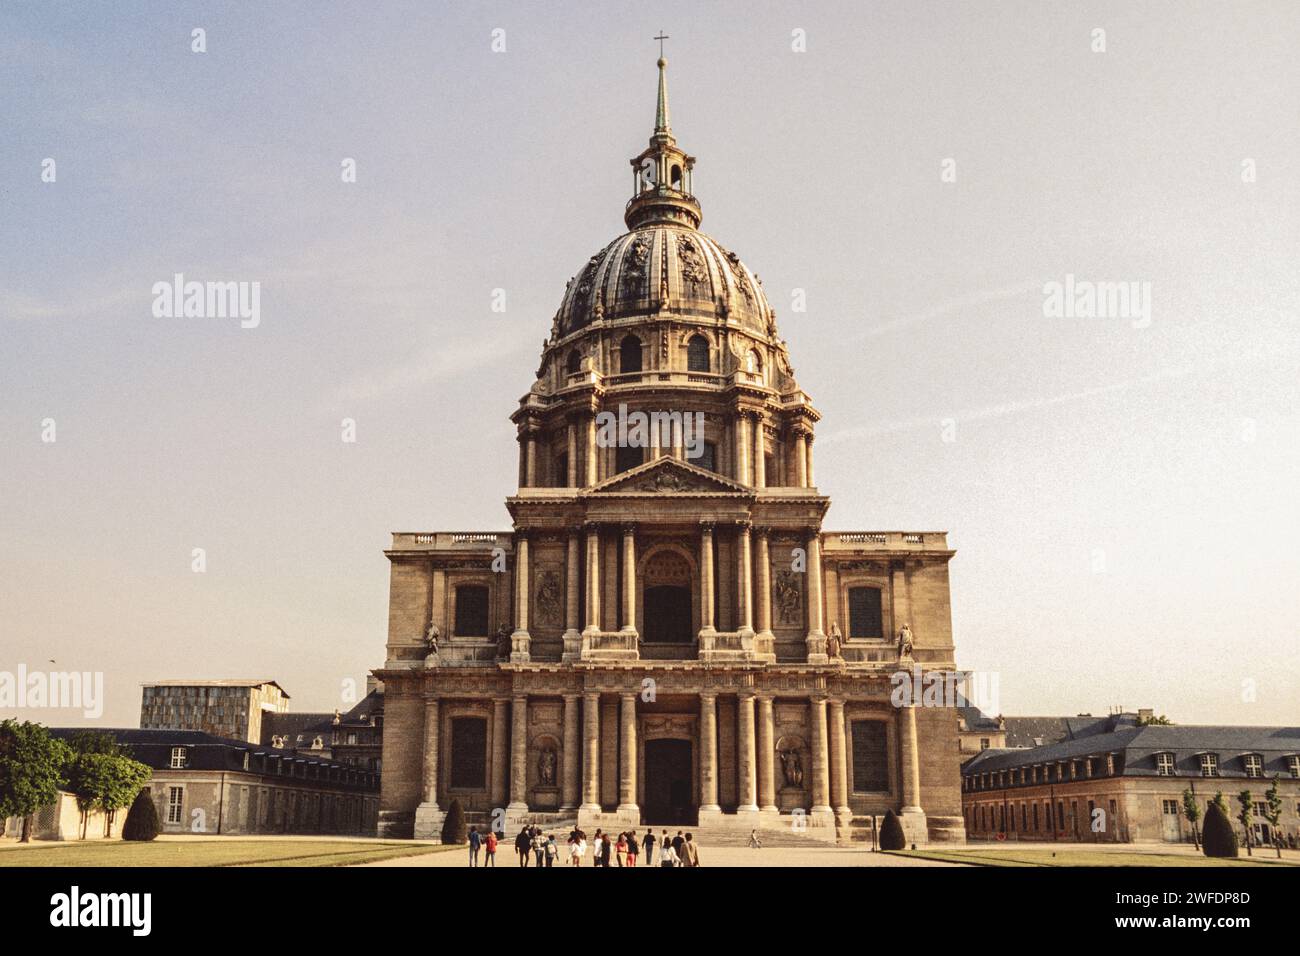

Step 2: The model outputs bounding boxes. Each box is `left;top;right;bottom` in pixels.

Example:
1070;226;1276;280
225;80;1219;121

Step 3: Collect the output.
1181;788;1201;850
0;720;70;842
440;798;467;845
1263;778;1283;859
1211;791;1230;818
1137;713;1174;726
1201;800;1238;858
121;789;160;842
1236;790;1255;856
879;809;906;851
64;740;152;839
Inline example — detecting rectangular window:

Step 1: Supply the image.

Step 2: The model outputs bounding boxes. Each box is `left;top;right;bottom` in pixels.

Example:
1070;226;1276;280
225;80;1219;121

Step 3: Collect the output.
167;787;184;824
850;720;889;792
847;587;883;639
449;717;488;790
1156;752;1175;776
1200;753;1219;777
693;441;716;473
454;585;490;636
1289;755;1300;779
1244;754;1262;778
1162;799;1179;815
615;444;643;475
170;746;187;769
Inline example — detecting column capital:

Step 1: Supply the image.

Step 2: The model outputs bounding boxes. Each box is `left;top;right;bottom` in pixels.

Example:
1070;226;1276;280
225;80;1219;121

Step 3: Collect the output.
698;519;715;533
619;690;637;702
735;518;753;533
621;522;637;536
583;520;602;534
754;525;772;538
698;690;718;703
562;692;581;703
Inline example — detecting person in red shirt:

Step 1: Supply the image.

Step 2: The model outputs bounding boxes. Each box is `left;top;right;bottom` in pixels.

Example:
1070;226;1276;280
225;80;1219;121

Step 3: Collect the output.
484;828;498;867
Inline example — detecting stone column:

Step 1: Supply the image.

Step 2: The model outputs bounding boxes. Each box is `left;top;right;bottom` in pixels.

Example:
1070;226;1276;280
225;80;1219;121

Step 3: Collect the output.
898;703;927;843
805;434;815;487
583;525;601;635
617;693;638;814
511;534;531;661
491;698;509;808
563;530;581;659
507;695;529;816
585;411;599;486
828;699;851;820
753;416;766;488
699;522;715;633
735;411;750;484
421;698;440;805
621;524;637;632
755;528;773;652
566;421;578;486
794;429;808;487
736;522;753;632
757;695;777;814
560;694;580;811
805;529;827;662
900;704;923;813
809;697;834;824
698;692;720;818
737;693;759;814
524;431;537;487
413;697;443;839
580;692;601;811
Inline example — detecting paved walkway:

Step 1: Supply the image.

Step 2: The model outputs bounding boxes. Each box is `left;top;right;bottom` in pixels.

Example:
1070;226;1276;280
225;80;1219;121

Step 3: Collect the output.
358;845;964;867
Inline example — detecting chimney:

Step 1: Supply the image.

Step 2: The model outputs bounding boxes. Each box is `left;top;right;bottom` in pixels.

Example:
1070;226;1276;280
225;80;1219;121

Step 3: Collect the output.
1137;708;1153;723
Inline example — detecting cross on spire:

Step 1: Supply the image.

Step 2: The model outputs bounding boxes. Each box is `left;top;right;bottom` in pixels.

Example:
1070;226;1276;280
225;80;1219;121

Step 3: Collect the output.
654;31;669;59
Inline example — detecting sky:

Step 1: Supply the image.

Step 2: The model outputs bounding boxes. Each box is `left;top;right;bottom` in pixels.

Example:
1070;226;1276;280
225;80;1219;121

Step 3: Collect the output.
1;1;1297;728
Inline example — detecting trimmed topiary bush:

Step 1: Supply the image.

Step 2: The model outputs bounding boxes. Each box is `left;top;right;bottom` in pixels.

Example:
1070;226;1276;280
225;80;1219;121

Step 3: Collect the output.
441;798;467;845
879;809;906;851
1201;801;1238;858
121;789;160;842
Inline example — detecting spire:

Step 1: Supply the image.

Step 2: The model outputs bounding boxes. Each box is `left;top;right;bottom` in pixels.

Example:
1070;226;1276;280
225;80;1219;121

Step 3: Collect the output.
655;56;671;137
625;40;699;231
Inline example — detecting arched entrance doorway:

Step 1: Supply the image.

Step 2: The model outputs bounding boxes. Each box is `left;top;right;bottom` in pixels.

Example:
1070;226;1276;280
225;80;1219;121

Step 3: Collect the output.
643;738;695;824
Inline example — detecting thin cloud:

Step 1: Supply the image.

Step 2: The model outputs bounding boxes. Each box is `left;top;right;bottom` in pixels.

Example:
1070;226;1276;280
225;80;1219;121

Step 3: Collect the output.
857;280;1039;339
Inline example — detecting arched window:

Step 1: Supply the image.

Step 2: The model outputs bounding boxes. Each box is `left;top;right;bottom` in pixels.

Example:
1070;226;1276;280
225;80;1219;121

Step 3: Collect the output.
566;350;582;375
620;334;643;373
687;335;710;372
746;349;763;379
671;164;682;189
454;585;490;636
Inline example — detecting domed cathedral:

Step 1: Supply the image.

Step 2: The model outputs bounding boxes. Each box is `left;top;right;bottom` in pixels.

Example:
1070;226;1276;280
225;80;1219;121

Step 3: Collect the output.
374;56;967;846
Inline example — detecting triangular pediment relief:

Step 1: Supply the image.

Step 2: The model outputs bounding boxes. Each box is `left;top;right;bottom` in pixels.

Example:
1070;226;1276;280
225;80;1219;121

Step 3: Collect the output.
585;457;753;496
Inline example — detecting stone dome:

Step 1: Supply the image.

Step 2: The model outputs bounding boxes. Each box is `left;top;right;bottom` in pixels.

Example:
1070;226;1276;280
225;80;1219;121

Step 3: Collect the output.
556;224;774;337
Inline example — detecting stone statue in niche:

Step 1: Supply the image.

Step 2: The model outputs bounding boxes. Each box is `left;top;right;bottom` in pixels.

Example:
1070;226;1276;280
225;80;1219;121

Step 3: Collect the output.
495;624;512;660
537;747;557;786
827;622;843;659
423;623;440;667
778;748;804;788
774;570;802;625
898;623;914;660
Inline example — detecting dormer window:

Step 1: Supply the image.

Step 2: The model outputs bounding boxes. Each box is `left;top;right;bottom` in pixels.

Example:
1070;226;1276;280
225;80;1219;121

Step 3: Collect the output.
1243;754;1263;778
1289;755;1300;779
170;746;189;769
1199;753;1219;777
1156;752;1175;776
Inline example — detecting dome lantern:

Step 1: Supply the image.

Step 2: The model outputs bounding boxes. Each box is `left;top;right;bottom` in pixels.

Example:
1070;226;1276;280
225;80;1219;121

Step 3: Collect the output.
626;55;700;231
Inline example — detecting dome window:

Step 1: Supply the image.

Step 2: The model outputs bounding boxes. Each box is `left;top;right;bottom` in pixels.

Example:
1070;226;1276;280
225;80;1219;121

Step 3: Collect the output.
566;350;582;375
746;349;764;379
620;335;643;374
686;335;710;372
671;164;682;190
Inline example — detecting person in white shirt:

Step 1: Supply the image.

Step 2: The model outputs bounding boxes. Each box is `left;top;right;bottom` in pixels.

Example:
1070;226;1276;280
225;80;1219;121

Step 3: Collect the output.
658;840;679;868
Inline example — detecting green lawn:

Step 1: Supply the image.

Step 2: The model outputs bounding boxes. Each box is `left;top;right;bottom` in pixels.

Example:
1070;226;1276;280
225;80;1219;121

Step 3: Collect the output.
0;839;454;868
896;846;1298;868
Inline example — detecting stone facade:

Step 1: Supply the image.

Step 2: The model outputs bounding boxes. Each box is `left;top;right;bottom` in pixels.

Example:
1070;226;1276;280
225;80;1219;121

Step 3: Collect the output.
373;58;967;846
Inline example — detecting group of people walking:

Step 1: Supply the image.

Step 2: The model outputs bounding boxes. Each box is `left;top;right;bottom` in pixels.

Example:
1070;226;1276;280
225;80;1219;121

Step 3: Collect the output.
465;823;701;867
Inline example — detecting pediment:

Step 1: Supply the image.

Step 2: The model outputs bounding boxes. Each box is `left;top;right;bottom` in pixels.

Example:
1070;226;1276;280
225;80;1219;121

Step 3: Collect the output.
585;457;753;496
